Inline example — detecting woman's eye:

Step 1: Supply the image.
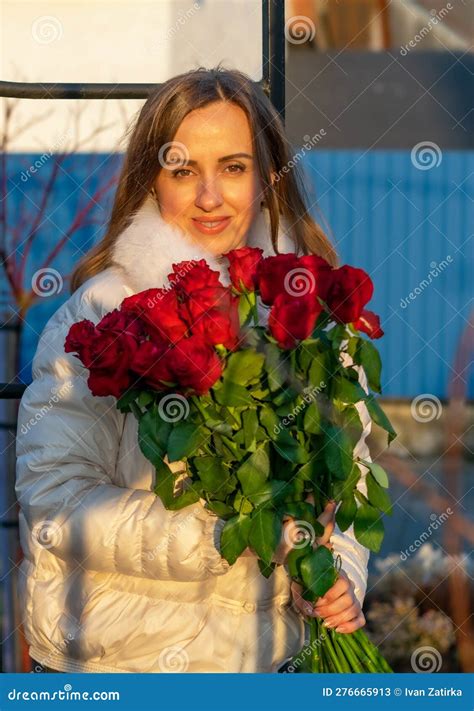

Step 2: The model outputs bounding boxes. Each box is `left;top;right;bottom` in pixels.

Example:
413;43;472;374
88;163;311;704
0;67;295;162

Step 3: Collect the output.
171;163;245;178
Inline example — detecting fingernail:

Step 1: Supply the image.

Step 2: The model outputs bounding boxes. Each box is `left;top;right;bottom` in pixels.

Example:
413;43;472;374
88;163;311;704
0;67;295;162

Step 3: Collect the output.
335;626;346;633
303;603;313;615
322;620;334;628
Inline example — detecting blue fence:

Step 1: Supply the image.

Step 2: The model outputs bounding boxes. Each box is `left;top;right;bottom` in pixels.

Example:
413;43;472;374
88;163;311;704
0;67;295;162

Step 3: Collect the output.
6;150;473;399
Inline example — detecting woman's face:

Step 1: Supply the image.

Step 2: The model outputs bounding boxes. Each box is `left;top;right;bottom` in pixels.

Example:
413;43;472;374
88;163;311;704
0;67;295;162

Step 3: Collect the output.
153;101;271;256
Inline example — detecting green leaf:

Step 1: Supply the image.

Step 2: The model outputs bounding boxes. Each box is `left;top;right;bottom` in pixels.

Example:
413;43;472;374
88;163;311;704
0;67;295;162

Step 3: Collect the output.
247;480;289;507
307;352;330;392
214;381;255;407
224;350;265;386
299;546;337;600
233;491;254;515
303;400;321;434
366;396;397;444
138;408;172;466
116;387;142;413
321;422;353;480
220;515;253;565
238;293;253;326
286;546;310;579
356;340;382;394
335;496;357;532
204;500;235;518
264;343;288;392
333;375;367;404
353;503;385;552
243;409;259;450
167;423;207;462
260;406;280;440
274;429;309;464
236;445;270;495
366;473;393;515
193;456;236;499
249;509;282;566
258;558;276;578
359;458;389;488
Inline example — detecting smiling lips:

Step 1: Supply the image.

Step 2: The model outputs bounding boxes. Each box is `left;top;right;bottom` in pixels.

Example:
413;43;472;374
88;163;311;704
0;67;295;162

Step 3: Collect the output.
192;217;232;234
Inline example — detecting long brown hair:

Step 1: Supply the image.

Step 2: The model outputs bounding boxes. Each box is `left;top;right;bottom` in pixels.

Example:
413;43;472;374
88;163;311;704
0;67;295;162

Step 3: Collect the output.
70;64;339;294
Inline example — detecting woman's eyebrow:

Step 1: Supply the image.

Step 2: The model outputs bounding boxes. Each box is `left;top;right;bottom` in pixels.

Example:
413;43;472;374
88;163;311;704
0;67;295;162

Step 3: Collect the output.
171;152;253;167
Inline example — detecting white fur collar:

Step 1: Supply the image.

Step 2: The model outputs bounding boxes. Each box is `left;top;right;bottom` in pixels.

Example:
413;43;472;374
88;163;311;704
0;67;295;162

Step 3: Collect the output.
110;193;299;293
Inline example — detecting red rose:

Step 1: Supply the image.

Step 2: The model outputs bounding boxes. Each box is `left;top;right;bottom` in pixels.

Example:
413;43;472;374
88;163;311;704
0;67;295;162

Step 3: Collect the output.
65;311;140;398
223;246;264;292
131;340;174;390
168;260;223;295
122;287;188;345
298;254;334;302
268;292;323;349
168;334;223;395
256;253;300;305
323;265;373;324
354;309;384;339
184;286;241;350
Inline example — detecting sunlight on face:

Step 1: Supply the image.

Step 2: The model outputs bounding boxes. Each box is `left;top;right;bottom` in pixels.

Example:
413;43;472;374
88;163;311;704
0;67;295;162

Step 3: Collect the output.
154;101;268;256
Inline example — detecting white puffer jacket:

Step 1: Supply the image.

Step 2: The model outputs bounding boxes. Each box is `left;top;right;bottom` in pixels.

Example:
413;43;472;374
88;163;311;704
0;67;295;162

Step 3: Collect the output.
15;195;371;673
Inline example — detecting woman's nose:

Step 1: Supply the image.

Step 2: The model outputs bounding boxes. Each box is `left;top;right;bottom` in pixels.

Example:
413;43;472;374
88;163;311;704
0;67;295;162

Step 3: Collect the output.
194;178;223;212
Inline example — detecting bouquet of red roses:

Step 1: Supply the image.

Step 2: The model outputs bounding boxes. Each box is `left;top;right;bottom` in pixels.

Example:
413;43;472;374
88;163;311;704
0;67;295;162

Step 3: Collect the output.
65;247;396;673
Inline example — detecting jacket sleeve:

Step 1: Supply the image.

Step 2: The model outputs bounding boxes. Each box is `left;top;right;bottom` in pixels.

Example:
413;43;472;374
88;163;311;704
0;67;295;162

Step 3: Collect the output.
330;350;372;608
15;290;231;582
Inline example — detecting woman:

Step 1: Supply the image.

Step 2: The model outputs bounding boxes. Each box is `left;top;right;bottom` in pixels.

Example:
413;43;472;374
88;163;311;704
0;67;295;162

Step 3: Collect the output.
16;66;371;674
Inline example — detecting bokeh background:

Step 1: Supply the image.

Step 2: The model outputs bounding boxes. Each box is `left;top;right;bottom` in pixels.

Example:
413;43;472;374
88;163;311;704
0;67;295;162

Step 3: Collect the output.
1;0;472;674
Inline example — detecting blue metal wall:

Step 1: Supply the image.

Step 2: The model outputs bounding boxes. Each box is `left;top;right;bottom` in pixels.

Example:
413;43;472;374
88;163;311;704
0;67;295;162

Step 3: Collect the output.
7;150;473;398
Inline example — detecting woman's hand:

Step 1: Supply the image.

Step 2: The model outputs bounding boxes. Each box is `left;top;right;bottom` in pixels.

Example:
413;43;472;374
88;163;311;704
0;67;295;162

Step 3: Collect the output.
290;569;366;633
